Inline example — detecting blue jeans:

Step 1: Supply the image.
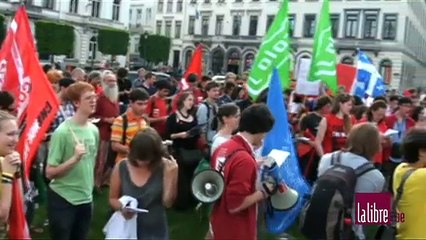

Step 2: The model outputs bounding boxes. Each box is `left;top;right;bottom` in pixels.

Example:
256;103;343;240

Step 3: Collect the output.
47;188;93;240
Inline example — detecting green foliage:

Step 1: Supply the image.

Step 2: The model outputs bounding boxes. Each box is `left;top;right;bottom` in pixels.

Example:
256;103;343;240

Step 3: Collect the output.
139;34;171;64
0;15;5;45
98;28;129;55
35;21;74;56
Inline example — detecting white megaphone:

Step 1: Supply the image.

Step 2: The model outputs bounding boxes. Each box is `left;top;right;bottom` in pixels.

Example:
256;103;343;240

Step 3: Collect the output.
191;170;225;204
262;150;299;210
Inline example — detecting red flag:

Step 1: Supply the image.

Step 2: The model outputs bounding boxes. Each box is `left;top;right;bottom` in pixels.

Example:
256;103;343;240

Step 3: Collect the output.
183;44;203;81
0;6;60;239
336;64;357;94
173;44;204;112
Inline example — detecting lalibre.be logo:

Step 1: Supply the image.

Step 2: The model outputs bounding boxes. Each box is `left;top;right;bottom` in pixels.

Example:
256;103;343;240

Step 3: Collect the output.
355;193;405;225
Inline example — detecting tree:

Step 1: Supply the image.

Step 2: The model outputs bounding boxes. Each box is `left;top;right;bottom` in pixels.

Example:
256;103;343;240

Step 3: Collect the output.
0;15;5;45
98;28;129;55
139;34;171;65
35;21;74;56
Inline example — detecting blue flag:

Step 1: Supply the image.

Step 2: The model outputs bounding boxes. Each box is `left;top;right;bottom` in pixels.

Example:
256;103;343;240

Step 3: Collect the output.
261;69;311;234
353;51;386;98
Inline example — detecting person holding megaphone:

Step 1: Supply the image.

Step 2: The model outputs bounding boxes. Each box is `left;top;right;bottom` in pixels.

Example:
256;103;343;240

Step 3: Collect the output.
208;104;275;240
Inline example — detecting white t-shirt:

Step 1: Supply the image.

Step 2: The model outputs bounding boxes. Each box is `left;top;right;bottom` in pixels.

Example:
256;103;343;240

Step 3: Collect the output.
210;133;231;156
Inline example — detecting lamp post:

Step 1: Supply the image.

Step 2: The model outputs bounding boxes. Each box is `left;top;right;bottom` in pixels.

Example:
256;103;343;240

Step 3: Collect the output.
143;31;148;67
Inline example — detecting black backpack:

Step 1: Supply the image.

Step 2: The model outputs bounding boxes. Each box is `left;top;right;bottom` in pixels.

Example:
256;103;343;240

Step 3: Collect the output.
299;151;376;240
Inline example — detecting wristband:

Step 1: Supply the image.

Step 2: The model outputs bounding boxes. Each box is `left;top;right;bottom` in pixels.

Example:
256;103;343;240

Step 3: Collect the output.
1;177;13;184
2;172;14;179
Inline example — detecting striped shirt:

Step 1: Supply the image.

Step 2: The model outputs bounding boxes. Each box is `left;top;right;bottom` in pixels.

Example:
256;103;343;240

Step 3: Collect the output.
111;110;149;162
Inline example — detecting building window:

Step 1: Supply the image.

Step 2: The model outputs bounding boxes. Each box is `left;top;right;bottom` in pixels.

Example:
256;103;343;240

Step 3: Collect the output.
156;21;162;35
89;36;97;60
69;0;78;13
177;0;183;12
43;0;54;9
157;0;164;12
202;16;210;36
215;15;224;35
91;0;101;17
137;9;142;20
249;16;258;36
266;15;275;32
185;50;193;69
363;12;378;39
165;21;172;37
379;59;392;84
303;14;316;38
166;0;173;12
212;49;225;74
289;14;295;37
188;16;195;34
345;11;359;38
146;8;152;22
341;56;354;65
235;0;242;2
330;14;340;38
112;0;120;21
218;0;225;2
232;15;241;36
190;0;196;3
204;0;210;3
175;21;182;38
383;14;397;40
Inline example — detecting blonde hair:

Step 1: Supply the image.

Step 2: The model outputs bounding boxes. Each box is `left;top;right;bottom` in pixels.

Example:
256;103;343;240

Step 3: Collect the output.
0;110;16;131
46;70;63;84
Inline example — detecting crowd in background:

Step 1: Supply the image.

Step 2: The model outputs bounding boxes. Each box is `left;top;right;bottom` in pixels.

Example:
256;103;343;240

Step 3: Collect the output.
0;64;425;240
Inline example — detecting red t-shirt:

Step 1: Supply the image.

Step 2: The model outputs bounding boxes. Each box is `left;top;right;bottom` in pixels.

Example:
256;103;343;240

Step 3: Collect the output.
210;135;257;240
359;118;389;164
322;114;356;154
145;95;169;136
93;93;120;141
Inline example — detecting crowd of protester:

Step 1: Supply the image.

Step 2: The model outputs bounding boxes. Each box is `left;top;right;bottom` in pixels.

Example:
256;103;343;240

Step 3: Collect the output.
0;64;425;240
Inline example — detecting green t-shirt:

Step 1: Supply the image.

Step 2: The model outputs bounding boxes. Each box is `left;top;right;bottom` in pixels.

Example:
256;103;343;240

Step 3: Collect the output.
47;119;99;205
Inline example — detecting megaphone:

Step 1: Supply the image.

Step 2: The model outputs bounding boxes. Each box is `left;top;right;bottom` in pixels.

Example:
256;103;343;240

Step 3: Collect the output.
269;182;299;210
191;170;225;204
262;154;299;210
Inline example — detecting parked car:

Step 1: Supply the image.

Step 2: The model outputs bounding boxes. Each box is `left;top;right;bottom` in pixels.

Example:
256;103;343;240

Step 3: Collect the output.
212;75;226;86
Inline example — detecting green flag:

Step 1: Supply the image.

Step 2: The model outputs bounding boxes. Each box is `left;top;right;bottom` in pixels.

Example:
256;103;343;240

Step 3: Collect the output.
247;0;291;100
307;0;338;94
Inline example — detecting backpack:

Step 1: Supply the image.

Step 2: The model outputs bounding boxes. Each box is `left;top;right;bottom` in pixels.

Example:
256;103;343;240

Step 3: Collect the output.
203;102;218;131
105;114;128;169
299;151;376;240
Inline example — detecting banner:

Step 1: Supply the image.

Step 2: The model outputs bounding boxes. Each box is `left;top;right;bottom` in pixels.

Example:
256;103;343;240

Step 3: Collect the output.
0;7;60;238
295;58;321;96
307;0;338;94
262;69;311;233
247;0;291;100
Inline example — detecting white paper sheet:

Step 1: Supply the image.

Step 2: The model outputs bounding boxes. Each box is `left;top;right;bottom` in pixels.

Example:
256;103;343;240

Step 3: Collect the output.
384;129;398;137
268;149;290;167
124;206;149;213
